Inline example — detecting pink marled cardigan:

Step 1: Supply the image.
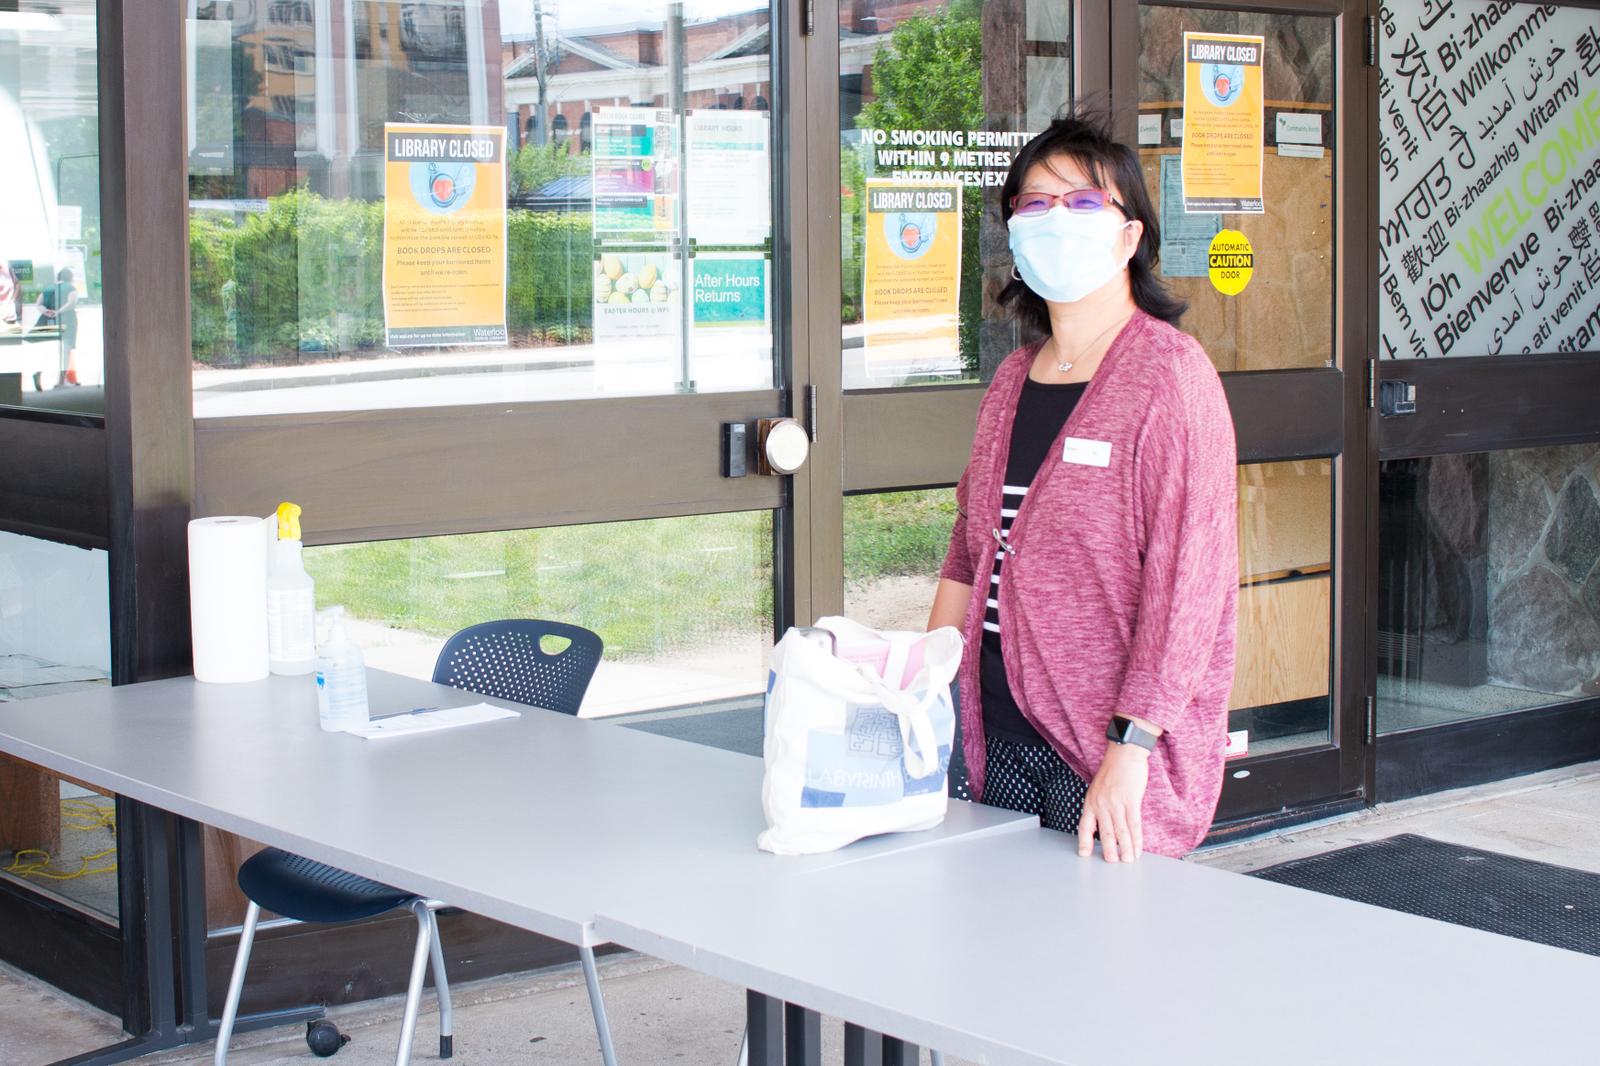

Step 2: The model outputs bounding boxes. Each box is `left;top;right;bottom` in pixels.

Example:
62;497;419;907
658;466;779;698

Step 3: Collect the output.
939;311;1238;856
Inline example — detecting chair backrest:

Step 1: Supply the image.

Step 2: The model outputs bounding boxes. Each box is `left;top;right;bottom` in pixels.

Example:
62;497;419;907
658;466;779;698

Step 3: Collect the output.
431;620;603;716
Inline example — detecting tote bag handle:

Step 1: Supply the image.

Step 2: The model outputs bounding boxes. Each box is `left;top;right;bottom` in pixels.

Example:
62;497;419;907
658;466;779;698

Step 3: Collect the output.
822;628;943;781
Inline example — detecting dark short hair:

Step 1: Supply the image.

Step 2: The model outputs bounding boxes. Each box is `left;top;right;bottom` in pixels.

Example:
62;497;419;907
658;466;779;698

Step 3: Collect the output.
998;109;1186;329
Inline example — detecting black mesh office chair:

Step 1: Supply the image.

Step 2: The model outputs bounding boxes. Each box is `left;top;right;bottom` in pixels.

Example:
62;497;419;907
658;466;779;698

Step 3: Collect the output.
215;620;608;1066
431;620;602;716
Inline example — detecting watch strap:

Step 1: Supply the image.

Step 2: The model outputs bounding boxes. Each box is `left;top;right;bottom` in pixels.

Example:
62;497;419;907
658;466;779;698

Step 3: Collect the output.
1105;715;1159;751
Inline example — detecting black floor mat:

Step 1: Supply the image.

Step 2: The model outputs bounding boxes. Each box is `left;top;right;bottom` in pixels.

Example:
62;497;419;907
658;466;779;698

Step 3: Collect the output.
621;703;765;757
1250;834;1600;956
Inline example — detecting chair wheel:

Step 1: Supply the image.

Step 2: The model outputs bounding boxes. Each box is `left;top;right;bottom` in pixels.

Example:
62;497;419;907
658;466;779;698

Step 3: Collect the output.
306;1020;350;1057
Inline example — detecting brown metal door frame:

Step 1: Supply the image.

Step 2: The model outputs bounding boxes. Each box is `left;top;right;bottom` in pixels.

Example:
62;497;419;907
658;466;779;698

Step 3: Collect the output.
1118;0;1373;829
789;0;840;628
821;0;1371;827
816;0;1371;829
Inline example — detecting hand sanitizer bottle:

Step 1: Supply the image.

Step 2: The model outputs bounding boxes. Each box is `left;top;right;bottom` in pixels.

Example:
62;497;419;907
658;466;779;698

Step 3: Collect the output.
267;502;317;676
315;607;369;732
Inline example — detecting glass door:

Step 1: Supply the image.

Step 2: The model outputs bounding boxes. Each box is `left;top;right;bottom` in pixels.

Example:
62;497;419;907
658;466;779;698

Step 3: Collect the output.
183;0;794;1016
187;0;788;729
1371;0;1600;800
1131;1;1365;823
808;0;1372;832
833;0;1071;624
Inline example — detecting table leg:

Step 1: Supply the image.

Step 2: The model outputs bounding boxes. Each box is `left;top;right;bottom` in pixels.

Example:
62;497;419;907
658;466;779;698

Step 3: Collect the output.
843;1023;883;1066
882;1035;919;1066
783;1003;820;1066
175;815;210;1031
745;991;784;1066
46;807;319;1066
47;802;189;1065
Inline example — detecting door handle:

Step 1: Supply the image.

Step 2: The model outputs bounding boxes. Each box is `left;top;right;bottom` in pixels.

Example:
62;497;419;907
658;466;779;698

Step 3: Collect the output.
720;418;811;477
756;417;810;475
1378;380;1416;417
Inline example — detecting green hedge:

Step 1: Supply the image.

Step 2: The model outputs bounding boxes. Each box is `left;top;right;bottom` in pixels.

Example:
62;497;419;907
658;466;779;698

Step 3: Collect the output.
188;212;236;360
508;209;593;342
189;191;594;366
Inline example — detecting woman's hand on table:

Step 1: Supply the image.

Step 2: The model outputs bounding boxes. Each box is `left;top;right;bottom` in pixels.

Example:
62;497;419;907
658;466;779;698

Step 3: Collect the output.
1078;741;1151;863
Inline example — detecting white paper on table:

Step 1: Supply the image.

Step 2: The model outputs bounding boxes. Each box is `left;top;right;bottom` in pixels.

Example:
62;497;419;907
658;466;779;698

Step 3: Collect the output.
348;702;519;739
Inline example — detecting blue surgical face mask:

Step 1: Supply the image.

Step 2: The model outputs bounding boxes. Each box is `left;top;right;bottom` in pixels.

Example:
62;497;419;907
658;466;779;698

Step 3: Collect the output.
1007;207;1133;304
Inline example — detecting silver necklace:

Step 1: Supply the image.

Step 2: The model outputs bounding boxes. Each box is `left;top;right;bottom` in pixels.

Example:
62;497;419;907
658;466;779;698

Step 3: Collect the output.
1054;313;1133;373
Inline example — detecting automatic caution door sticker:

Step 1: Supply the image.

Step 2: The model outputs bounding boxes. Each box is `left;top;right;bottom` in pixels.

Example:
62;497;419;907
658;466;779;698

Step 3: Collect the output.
1208;230;1254;295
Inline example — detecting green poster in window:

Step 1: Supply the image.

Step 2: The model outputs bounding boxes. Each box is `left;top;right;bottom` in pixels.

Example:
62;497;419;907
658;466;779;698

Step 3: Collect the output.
693;255;768;328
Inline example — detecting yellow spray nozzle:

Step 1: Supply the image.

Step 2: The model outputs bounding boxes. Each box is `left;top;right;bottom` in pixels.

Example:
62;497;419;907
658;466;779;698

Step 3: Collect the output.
275;502;303;541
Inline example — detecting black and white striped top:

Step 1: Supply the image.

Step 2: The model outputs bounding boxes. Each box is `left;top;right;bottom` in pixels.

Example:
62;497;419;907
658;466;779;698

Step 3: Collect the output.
982;377;1088;635
978;375;1087;745
983;482;1029;635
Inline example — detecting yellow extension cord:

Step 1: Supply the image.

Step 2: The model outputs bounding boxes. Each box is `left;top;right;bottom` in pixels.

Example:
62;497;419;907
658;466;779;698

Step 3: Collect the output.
2;798;118;881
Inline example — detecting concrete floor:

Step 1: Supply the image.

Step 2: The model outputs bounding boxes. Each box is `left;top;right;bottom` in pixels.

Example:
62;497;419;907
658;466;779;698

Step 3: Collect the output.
0;958;126;1066
1191;760;1600;876
7;760;1599;1066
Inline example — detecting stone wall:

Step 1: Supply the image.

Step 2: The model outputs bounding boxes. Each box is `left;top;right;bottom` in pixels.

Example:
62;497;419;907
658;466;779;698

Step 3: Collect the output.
1487;445;1600;698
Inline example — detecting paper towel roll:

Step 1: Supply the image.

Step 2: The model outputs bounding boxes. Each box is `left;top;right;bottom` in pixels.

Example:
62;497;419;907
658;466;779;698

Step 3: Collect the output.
189;516;270;683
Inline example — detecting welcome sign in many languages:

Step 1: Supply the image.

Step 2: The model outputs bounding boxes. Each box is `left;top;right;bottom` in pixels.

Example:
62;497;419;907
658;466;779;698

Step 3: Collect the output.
1379;0;1600;358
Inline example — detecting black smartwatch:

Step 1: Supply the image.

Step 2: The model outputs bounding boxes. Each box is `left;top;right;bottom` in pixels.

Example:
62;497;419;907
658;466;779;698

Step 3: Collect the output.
1105;715;1159;751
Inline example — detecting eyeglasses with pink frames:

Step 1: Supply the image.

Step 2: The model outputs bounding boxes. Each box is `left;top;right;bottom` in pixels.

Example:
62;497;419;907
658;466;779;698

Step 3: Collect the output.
1008;188;1128;217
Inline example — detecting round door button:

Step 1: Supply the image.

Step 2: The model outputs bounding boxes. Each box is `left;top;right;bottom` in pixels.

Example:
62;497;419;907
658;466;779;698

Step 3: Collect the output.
758;418;810;475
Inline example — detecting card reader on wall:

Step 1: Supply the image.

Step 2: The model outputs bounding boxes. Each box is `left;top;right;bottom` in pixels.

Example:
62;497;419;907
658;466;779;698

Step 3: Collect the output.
722;422;749;478
1379;379;1416;417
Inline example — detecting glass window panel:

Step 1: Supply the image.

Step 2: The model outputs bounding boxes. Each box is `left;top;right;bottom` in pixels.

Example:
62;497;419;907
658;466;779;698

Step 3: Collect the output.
842;465;1335;759
302;511;774;718
1234;460;1333;756
842;488;958;630
1377;1;1600;359
1139;6;1337;372
188;1;776;417
840;1;1071;390
200;509;776;931
0;531;114;919
1378;445;1600;733
0;1;104;415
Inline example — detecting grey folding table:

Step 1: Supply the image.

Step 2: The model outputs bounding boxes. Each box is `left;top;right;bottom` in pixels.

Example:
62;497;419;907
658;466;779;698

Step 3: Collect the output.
9;669;1599;1066
0;669;1031;1065
595;824;1600;1066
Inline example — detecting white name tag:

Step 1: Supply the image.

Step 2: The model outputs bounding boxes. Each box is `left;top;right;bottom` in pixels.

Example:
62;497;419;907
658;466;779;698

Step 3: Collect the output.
1062;437;1112;468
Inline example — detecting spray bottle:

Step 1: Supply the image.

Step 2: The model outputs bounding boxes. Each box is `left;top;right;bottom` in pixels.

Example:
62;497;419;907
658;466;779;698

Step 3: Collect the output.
266;502;316;676
315;606;369;732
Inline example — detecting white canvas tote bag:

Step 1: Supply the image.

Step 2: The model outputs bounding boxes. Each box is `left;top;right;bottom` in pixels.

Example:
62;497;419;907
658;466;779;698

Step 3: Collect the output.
757;616;963;855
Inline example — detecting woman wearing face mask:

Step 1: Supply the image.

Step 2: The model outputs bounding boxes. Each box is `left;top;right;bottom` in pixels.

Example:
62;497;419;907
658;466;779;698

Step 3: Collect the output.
928;113;1237;862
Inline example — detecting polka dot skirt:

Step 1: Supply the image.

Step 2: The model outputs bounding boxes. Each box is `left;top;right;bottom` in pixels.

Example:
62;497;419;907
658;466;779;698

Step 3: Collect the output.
973;737;1088;834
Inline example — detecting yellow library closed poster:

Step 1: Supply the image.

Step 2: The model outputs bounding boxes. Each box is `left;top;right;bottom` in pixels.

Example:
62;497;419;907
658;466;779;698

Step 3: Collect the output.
1181;32;1265;214
382;123;508;348
862;180;962;380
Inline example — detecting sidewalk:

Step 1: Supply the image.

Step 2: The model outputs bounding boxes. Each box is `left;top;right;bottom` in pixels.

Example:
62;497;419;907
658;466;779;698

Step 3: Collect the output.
7;761;1598;1065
